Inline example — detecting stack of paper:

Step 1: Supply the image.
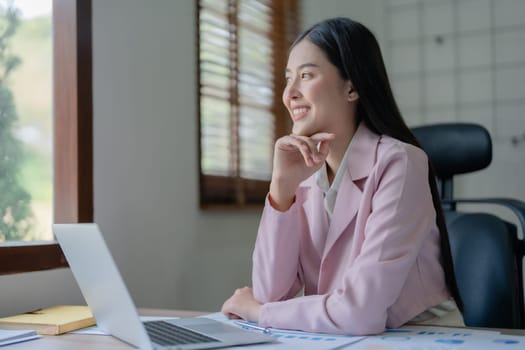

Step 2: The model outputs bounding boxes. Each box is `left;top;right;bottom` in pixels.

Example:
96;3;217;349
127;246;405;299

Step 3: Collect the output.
0;329;40;346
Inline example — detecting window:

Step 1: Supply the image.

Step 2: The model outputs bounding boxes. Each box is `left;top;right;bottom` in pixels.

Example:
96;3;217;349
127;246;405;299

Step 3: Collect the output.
0;0;93;275
198;0;298;207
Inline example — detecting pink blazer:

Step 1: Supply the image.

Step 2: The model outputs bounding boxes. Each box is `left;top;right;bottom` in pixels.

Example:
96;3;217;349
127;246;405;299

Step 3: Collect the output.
253;124;450;335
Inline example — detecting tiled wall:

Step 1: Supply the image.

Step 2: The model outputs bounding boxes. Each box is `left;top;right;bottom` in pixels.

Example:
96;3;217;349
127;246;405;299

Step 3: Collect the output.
383;0;525;204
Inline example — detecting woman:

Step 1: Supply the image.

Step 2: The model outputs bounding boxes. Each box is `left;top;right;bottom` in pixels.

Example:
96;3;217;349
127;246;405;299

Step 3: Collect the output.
221;17;463;335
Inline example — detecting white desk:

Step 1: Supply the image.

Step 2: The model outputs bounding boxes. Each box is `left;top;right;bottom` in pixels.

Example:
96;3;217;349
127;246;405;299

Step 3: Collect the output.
4;309;525;349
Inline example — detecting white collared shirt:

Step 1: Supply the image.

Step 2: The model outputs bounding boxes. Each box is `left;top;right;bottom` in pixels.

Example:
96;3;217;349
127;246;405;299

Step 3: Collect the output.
316;139;353;222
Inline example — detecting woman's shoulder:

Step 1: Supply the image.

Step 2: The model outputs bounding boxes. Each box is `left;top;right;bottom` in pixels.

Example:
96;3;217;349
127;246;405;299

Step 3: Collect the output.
377;134;428;164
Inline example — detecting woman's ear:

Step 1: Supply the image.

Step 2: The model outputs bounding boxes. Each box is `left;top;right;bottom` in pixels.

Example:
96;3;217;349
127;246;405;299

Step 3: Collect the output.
346;81;359;102
348;87;359;102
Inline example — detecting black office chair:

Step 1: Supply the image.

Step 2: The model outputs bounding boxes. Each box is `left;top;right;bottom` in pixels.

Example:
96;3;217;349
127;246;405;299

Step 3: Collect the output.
412;123;525;329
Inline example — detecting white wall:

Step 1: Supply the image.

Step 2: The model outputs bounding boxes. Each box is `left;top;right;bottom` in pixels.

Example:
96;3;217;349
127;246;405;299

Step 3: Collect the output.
301;0;385;41
383;0;525;203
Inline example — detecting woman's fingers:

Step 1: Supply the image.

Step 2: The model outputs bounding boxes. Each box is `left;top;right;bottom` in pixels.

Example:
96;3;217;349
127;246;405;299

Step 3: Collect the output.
276;136;315;166
318;135;334;157
290;136;318;166
310;132;336;143
289;133;335;165
318;140;330;158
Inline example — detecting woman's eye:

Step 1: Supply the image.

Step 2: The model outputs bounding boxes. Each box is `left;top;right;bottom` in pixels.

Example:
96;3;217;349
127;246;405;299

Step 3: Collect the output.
301;72;311;79
285;76;291;84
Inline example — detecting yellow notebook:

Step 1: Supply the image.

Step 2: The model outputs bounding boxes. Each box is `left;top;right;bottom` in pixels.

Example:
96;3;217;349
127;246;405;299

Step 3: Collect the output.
0;305;95;335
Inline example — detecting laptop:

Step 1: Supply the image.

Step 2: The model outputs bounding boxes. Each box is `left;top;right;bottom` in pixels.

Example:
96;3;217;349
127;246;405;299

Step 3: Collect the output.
53;223;274;350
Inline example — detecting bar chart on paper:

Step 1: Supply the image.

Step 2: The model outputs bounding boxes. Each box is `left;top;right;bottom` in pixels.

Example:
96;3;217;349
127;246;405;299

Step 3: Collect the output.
202;313;364;349
349;326;524;350
234;323;364;349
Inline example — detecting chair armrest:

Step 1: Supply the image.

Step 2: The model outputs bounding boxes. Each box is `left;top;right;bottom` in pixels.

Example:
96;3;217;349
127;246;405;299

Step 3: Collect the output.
443;197;525;246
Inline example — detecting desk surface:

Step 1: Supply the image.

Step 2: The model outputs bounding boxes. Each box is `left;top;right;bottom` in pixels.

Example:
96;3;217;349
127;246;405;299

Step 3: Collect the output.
4;309;525;349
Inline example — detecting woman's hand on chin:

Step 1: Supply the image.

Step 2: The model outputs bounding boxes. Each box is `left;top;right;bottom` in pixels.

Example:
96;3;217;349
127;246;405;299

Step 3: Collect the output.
269;132;335;211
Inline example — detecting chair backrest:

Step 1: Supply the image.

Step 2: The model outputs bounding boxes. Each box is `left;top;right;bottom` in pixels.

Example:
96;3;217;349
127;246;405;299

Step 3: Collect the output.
446;212;523;328
412;123;492;203
412;122;525;329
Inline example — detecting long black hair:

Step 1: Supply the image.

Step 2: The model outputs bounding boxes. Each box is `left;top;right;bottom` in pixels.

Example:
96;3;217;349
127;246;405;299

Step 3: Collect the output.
292;17;463;312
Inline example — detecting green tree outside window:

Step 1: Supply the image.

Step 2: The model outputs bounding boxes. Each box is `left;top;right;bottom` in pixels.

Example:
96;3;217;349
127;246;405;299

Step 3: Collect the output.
0;2;33;241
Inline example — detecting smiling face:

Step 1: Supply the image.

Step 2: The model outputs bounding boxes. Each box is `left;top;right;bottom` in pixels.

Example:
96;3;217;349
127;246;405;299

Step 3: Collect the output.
283;39;358;137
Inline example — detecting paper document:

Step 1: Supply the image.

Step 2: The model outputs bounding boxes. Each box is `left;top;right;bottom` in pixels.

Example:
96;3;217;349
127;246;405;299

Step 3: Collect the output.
202;312;364;349
0;329;40;346
349;325;523;350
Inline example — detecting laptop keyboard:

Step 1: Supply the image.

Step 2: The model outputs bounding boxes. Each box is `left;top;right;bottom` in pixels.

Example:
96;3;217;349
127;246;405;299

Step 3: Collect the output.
143;320;219;346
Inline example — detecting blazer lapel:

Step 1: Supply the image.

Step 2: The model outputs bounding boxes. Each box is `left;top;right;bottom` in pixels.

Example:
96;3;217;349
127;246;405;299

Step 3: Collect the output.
301;180;328;258
322;123;380;260
323;175;361;260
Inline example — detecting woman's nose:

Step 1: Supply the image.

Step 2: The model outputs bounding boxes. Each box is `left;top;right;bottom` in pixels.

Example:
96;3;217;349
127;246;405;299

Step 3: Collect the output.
283;81;301;101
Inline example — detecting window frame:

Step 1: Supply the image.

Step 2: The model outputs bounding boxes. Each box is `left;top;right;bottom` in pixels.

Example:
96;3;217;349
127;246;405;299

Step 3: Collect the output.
0;0;93;275
197;0;298;209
